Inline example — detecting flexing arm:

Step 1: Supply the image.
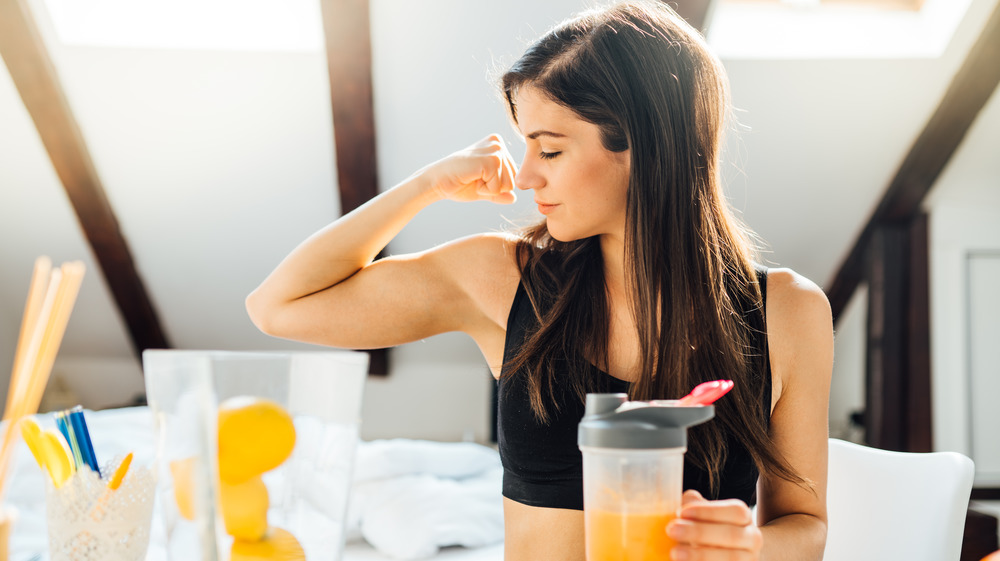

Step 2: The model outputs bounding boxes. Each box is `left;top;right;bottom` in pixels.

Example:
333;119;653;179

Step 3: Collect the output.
245;135;519;349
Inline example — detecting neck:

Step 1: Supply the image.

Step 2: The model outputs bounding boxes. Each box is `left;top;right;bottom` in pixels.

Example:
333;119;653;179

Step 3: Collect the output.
600;233;627;298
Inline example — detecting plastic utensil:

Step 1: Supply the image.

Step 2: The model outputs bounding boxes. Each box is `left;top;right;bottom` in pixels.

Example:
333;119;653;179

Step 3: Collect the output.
19;417;46;468
108;452;133;490
41;431;75;487
20;417;75;487
54;412;84;470
676;379;734;406
68;407;100;474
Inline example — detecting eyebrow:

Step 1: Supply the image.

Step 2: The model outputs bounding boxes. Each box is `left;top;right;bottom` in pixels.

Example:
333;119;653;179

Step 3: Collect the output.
526;130;567;140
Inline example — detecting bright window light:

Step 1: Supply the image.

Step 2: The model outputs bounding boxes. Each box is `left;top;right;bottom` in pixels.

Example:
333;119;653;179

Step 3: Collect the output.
709;0;972;59
41;0;324;52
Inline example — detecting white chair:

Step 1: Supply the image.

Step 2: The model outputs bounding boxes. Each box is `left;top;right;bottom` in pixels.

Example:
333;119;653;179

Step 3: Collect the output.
824;438;975;561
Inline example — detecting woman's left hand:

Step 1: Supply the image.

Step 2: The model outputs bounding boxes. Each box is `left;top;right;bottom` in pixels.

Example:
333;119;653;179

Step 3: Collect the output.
665;489;763;560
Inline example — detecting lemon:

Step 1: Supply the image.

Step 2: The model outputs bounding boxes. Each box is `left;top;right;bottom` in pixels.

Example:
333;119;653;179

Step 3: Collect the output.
221;475;269;541
169;457;197;521
217;397;296;484
230;527;305;561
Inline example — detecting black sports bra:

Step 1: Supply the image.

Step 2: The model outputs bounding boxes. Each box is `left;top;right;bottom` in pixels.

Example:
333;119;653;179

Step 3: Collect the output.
496;267;770;510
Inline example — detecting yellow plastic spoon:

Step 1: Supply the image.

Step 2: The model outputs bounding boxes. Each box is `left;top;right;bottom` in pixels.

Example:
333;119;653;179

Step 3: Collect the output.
19;417;75;487
108;452;133;490
19;417;46;468
40;430;75;487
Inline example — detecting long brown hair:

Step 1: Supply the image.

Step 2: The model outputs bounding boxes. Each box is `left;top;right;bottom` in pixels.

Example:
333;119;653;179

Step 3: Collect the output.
500;1;804;492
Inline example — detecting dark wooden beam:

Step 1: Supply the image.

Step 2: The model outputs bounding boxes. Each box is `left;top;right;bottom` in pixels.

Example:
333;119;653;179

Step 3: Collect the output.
0;0;170;355
972;488;1000;501
864;225;907;451
319;0;388;376
905;214;932;452
827;1;1000;320
863;216;933;452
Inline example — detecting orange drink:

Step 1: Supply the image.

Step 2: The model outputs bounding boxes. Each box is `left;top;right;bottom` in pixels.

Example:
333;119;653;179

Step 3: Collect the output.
586;509;678;561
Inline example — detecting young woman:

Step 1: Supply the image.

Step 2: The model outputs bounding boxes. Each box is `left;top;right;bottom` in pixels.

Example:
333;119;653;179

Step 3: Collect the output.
247;1;832;559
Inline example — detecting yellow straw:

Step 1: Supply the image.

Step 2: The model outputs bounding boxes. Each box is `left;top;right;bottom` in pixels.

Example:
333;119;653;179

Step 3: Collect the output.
0;260;85;504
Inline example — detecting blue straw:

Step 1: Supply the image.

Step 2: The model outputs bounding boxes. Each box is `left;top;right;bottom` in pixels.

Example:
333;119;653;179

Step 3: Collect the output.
68;407;100;475
54;411;84;471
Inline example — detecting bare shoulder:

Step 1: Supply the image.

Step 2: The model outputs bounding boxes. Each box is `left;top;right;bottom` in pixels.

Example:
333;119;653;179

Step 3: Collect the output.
764;268;833;393
426;231;523;330
765;268;831;326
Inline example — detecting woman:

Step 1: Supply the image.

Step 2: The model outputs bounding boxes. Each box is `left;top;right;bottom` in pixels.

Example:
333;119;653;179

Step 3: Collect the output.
247;1;832;560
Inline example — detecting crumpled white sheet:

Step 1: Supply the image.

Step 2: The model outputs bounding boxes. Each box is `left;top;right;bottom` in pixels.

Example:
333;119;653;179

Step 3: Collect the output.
4;408;503;561
348;439;504;560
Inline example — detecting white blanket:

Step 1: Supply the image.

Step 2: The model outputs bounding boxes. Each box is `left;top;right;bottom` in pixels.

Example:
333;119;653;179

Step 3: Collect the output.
349;439;504;559
4;407;504;561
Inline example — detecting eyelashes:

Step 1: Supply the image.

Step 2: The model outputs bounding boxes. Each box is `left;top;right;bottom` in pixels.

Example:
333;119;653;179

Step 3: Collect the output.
539;151;562;160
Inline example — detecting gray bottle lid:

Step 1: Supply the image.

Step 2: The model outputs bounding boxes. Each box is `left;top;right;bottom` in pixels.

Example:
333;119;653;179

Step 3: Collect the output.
578;393;715;449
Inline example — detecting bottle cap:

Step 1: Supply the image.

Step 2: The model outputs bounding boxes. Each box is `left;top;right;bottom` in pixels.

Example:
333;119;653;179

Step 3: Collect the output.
578;393;715;450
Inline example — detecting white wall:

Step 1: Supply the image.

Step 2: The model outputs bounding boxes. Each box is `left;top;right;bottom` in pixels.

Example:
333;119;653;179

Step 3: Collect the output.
830;286;867;443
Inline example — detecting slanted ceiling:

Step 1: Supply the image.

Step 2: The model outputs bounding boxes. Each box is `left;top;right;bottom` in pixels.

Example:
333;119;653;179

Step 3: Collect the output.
1;0;998;403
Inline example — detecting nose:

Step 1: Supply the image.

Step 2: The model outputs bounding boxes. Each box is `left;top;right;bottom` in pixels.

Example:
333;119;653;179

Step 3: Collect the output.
515;159;544;191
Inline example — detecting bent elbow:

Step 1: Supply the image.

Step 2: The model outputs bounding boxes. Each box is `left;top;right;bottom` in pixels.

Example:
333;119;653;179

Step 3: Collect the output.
245;289;280;336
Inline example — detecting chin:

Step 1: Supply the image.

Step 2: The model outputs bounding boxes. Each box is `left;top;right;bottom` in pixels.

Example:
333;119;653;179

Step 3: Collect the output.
545;222;586;243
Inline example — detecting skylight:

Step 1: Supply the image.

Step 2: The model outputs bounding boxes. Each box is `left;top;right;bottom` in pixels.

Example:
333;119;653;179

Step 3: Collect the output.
40;0;324;52
709;0;973;59
37;0;972;59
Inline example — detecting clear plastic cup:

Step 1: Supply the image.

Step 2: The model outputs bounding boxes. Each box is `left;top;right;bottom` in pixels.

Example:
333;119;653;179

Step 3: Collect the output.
580;447;685;560
578;394;714;561
143;350;368;561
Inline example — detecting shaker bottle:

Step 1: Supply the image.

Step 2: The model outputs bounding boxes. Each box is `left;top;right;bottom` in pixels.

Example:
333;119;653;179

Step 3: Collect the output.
578;393;715;561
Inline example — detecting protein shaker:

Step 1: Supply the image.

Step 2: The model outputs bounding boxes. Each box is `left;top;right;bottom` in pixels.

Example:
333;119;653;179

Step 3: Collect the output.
578;393;715;561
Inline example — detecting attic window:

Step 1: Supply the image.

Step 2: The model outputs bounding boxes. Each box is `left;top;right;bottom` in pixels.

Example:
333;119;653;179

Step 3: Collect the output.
709;0;972;59
40;0;324;52
725;0;925;10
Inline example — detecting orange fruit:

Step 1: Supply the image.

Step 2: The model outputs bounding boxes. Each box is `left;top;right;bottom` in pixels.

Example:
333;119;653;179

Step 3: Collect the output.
169;457;197;521
217;397;296;484
220;475;269;541
230;527;305;561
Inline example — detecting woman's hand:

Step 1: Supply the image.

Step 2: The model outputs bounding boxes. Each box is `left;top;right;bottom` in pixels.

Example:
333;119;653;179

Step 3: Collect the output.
666;490;763;560
418;134;518;204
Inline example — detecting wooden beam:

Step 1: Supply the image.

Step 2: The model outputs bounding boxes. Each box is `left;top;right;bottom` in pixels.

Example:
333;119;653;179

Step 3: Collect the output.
862;216;933;452
864;225;907;451
972;488;1000;501
319;0;388;376
827;1;1000;320
905;214;932;452
0;0;170;355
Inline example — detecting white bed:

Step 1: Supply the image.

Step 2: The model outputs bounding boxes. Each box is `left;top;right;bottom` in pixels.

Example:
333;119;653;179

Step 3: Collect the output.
5;407;504;561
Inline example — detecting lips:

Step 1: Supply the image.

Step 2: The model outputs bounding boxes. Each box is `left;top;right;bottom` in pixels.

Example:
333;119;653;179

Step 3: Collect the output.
535;200;558;215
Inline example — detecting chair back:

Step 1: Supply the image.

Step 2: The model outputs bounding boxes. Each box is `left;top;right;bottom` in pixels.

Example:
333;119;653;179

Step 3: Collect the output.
825;438;974;561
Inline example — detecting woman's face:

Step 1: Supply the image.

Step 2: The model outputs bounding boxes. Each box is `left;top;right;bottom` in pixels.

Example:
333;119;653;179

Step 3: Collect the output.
513;86;630;243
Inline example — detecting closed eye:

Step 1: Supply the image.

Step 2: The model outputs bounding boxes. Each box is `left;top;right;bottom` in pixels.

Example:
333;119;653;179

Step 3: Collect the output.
539;151;561;160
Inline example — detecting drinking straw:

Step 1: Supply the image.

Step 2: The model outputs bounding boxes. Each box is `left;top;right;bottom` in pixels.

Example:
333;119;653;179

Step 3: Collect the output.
54;411;84;471
0;259;85;503
68;407;100;475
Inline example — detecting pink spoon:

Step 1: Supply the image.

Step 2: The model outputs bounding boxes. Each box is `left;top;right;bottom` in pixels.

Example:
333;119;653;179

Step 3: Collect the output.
676;379;734;406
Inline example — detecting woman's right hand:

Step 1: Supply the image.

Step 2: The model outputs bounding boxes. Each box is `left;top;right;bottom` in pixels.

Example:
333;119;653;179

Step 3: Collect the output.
419;134;519;204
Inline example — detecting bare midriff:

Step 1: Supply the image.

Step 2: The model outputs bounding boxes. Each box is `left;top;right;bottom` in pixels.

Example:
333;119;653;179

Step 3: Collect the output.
503;497;586;561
